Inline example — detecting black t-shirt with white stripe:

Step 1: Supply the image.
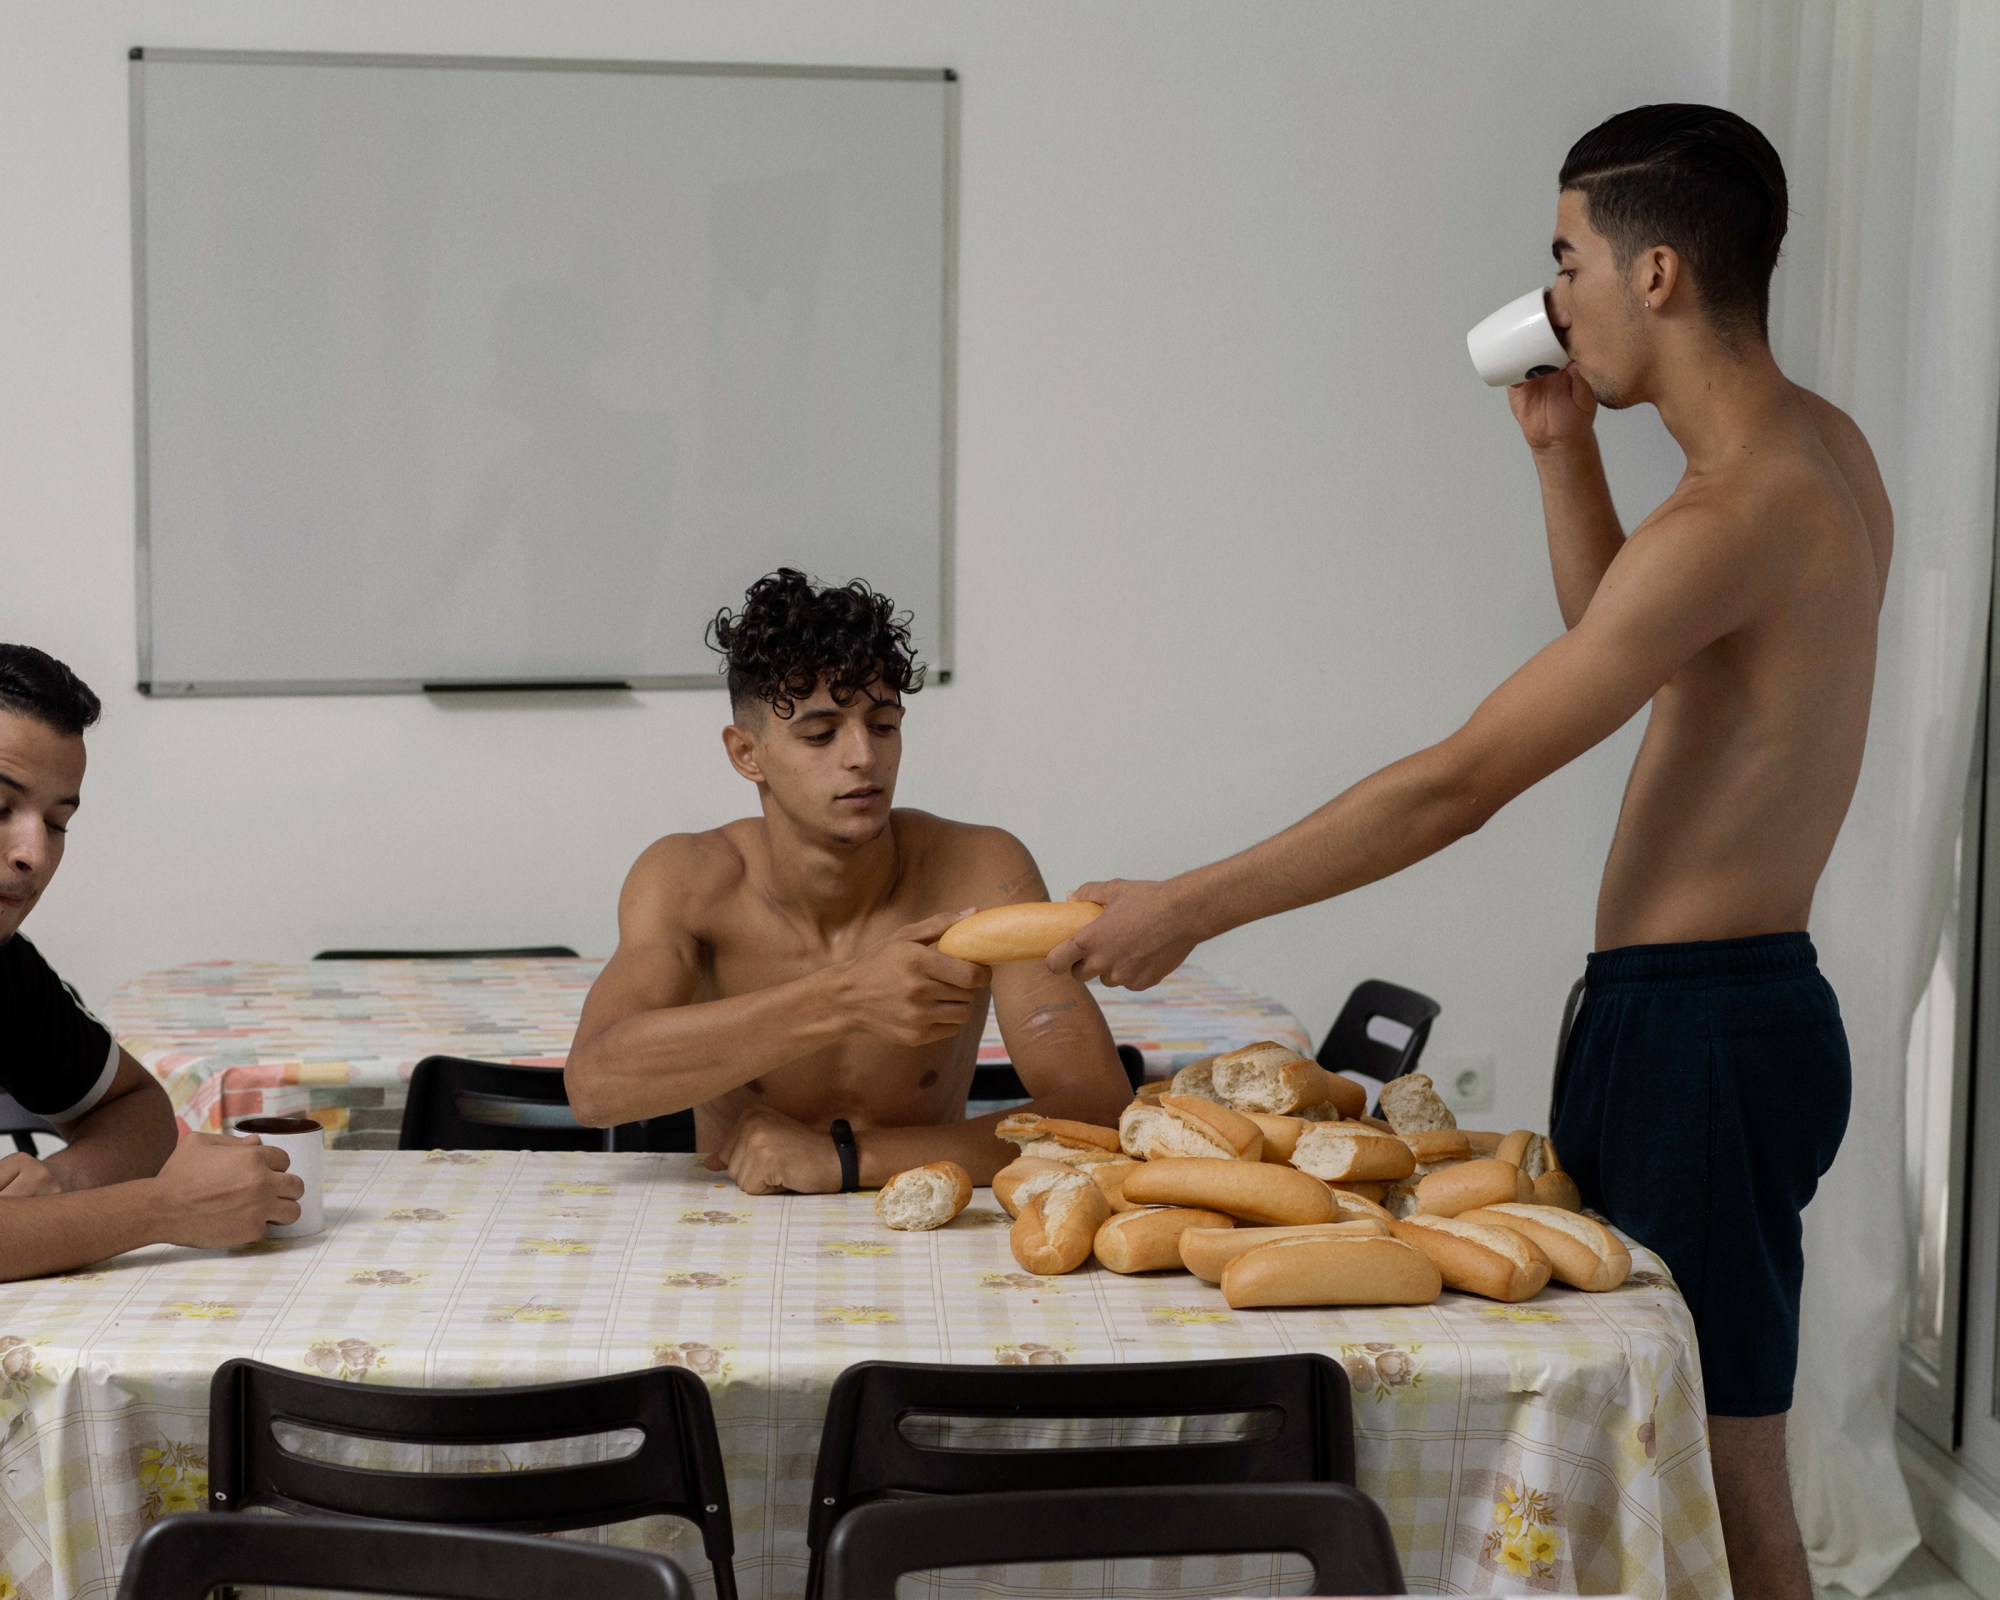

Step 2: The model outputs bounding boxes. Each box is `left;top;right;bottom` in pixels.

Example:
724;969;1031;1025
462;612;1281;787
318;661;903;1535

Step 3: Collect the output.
0;932;120;1124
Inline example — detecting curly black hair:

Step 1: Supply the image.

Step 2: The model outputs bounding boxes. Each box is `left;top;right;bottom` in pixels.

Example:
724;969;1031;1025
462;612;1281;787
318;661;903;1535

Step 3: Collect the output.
707;569;925;719
0;644;101;737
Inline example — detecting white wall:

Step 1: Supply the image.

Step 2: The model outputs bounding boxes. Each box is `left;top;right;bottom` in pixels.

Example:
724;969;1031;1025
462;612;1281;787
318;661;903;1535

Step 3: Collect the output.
3;1;1725;1132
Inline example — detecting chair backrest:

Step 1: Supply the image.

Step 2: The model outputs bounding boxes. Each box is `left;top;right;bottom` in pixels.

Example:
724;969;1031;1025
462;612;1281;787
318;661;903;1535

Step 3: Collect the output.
968;1044;1147;1109
207;1358;736;1600
314;946;581;959
116;1511;694;1600
0;1092;55;1156
819;1483;1405;1600
400;1054;606;1152
1315;979;1442;1084
805;1355;1352;1594
609;1110;700;1153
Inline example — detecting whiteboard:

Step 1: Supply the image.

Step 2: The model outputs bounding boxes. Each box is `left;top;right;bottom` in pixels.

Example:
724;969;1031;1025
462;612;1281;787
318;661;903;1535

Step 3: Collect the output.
131;50;956;694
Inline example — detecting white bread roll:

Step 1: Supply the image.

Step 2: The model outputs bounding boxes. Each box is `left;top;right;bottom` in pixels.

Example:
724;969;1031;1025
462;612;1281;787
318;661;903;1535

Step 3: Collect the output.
1392;1214;1551;1302
1133;1078;1172;1100
1326;1188;1398;1227
1169;1058;1219;1100
1243;1112;1310;1164
1210;1042;1344;1117
1532;1169;1583;1212
939;901;1103;963
1414;1157;1534;1217
875;1162;973;1230
1120;1157;1336;1226
1290;1123;1417;1184
992;1156;1079;1218
1377;1073;1457;1135
1221;1235;1444;1309
1180;1220;1389;1283
1461;1203;1631;1292
1009;1171;1112;1274
1118;1094;1264;1162
995;1113;1125;1168
1092;1205;1233;1273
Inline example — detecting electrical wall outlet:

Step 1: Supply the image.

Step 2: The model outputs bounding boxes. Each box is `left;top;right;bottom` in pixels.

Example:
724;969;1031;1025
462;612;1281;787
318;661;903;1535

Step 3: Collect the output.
1432;1053;1495;1115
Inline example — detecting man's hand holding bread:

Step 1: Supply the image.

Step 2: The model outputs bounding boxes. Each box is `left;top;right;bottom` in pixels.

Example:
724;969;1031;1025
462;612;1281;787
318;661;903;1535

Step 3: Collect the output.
839;912;993;1049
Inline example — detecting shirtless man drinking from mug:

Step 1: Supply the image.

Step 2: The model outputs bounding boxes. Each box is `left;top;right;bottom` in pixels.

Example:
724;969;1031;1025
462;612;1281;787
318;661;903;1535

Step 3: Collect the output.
565;569;1130;1193
1051;106;1889;1599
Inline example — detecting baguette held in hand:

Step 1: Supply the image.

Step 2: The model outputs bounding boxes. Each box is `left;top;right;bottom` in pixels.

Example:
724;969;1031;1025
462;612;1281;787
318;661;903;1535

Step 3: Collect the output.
1092;1206;1233;1273
1220;1234;1443;1309
876;1162;973;1231
940;902;1103;964
1121;1157;1336;1226
1010;1171;1113;1274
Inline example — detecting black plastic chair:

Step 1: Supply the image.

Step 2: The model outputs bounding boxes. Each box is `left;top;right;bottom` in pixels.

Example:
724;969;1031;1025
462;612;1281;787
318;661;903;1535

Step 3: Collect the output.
1315;979;1442;1084
315;945;581;959
820;1482;1405;1600
116;1511;694;1600
207;1359;736;1600
0;1092;56;1156
968;1043;1147;1107
400;1054;605;1152
804;1354;1354;1599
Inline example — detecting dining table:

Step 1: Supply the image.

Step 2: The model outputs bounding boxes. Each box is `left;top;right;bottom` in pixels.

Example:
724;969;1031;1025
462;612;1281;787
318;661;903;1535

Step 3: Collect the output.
102;960;1318;1146
0;1149;1727;1600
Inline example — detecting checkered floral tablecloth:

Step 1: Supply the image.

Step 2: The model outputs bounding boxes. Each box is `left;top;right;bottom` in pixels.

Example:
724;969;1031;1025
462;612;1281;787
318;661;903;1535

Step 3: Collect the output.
0;1152;1726;1600
102;961;1315;1147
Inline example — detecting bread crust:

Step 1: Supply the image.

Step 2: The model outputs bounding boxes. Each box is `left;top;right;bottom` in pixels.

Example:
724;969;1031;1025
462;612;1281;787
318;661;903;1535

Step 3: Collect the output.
993;1156;1080;1218
1325;1188;1397;1227
1220;1235;1443;1308
1092;1205;1233;1273
995;1113;1124;1167
1402;1129;1473;1163
1120;1157;1337;1225
1118;1094;1264;1162
1242;1112;1310;1163
1377;1073;1456;1135
1009;1172;1113;1274
939;902;1103;964
1460;1203;1631;1291
1181;1220;1389;1283
875;1161;973;1231
1391;1214;1551;1301
1289;1123;1418;1183
1531;1170;1582;1212
1210;1041;1340;1116
1414;1157;1534;1217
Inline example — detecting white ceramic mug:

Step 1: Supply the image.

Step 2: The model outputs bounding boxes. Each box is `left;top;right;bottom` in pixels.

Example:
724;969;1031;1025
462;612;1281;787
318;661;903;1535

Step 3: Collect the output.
235;1115;325;1239
1466;287;1570;386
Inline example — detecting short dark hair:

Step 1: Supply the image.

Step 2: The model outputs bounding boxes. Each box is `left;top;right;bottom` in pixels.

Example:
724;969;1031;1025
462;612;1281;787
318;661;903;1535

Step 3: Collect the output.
706;568;924;720
0;645;101;737
1559;103;1788;339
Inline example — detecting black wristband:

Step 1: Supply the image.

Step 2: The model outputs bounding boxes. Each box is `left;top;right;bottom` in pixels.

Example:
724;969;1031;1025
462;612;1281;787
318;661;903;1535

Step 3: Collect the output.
829;1119;860;1193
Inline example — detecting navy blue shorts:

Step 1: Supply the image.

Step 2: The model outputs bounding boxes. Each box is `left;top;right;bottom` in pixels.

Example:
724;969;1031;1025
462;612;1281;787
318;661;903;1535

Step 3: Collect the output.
1548;933;1851;1417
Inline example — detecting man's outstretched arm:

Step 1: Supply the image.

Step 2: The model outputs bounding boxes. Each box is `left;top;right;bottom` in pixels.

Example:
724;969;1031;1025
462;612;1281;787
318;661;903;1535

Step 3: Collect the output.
1051;502;1764;988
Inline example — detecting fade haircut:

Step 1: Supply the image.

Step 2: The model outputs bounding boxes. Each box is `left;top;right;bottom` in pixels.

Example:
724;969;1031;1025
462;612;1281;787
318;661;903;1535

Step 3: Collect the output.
707;568;924;721
0;645;101;737
1559;104;1788;340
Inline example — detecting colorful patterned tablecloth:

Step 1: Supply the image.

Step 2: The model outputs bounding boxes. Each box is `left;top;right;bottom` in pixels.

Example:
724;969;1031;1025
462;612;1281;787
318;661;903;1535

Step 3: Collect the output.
103;961;1315;1147
0;1152;1726;1600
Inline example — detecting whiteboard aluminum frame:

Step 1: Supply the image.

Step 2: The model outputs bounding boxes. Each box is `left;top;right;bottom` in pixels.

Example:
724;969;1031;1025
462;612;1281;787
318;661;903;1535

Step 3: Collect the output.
129;47;960;697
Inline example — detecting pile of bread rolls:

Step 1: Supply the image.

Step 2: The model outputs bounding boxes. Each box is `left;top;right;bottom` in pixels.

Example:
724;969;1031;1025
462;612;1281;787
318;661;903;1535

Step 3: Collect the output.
954;1043;1629;1309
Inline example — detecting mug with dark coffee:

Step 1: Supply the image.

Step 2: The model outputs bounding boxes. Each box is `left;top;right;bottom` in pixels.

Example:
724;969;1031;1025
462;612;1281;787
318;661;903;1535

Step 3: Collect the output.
234;1115;325;1238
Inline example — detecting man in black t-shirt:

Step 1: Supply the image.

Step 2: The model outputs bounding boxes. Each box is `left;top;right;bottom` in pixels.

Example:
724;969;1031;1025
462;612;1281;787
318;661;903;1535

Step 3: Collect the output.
0;645;303;1281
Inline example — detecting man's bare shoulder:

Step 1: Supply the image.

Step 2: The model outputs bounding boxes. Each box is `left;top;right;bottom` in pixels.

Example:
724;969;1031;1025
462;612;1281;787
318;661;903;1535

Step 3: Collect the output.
622;822;756;914
1791;383;1893;588
891;809;1046;900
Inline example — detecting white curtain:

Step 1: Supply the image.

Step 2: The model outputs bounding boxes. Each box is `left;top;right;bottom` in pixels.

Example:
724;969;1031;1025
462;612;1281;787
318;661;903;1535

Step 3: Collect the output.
1729;1;2000;1592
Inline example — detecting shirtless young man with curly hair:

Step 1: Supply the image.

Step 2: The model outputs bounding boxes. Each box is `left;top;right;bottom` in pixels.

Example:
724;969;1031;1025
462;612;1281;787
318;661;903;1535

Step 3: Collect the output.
566;569;1130;1195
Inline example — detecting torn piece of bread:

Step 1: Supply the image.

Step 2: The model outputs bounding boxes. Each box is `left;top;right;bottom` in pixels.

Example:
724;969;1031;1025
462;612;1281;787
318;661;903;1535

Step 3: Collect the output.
1243;1112;1310;1164
1392;1214;1551;1302
1009;1171;1113;1274
1377;1073;1457;1135
1170;1058;1220;1100
1460;1202;1631;1292
992;1156;1079;1218
1118;1094;1264;1162
1290;1122;1418;1184
1210;1041;1340;1116
1495;1129;1554;1178
995;1113;1124;1168
876;1162;974;1231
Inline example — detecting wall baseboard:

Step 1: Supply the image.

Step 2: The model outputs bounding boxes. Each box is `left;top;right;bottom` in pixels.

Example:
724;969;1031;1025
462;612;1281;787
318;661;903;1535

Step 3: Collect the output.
1899;1423;2000;1600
